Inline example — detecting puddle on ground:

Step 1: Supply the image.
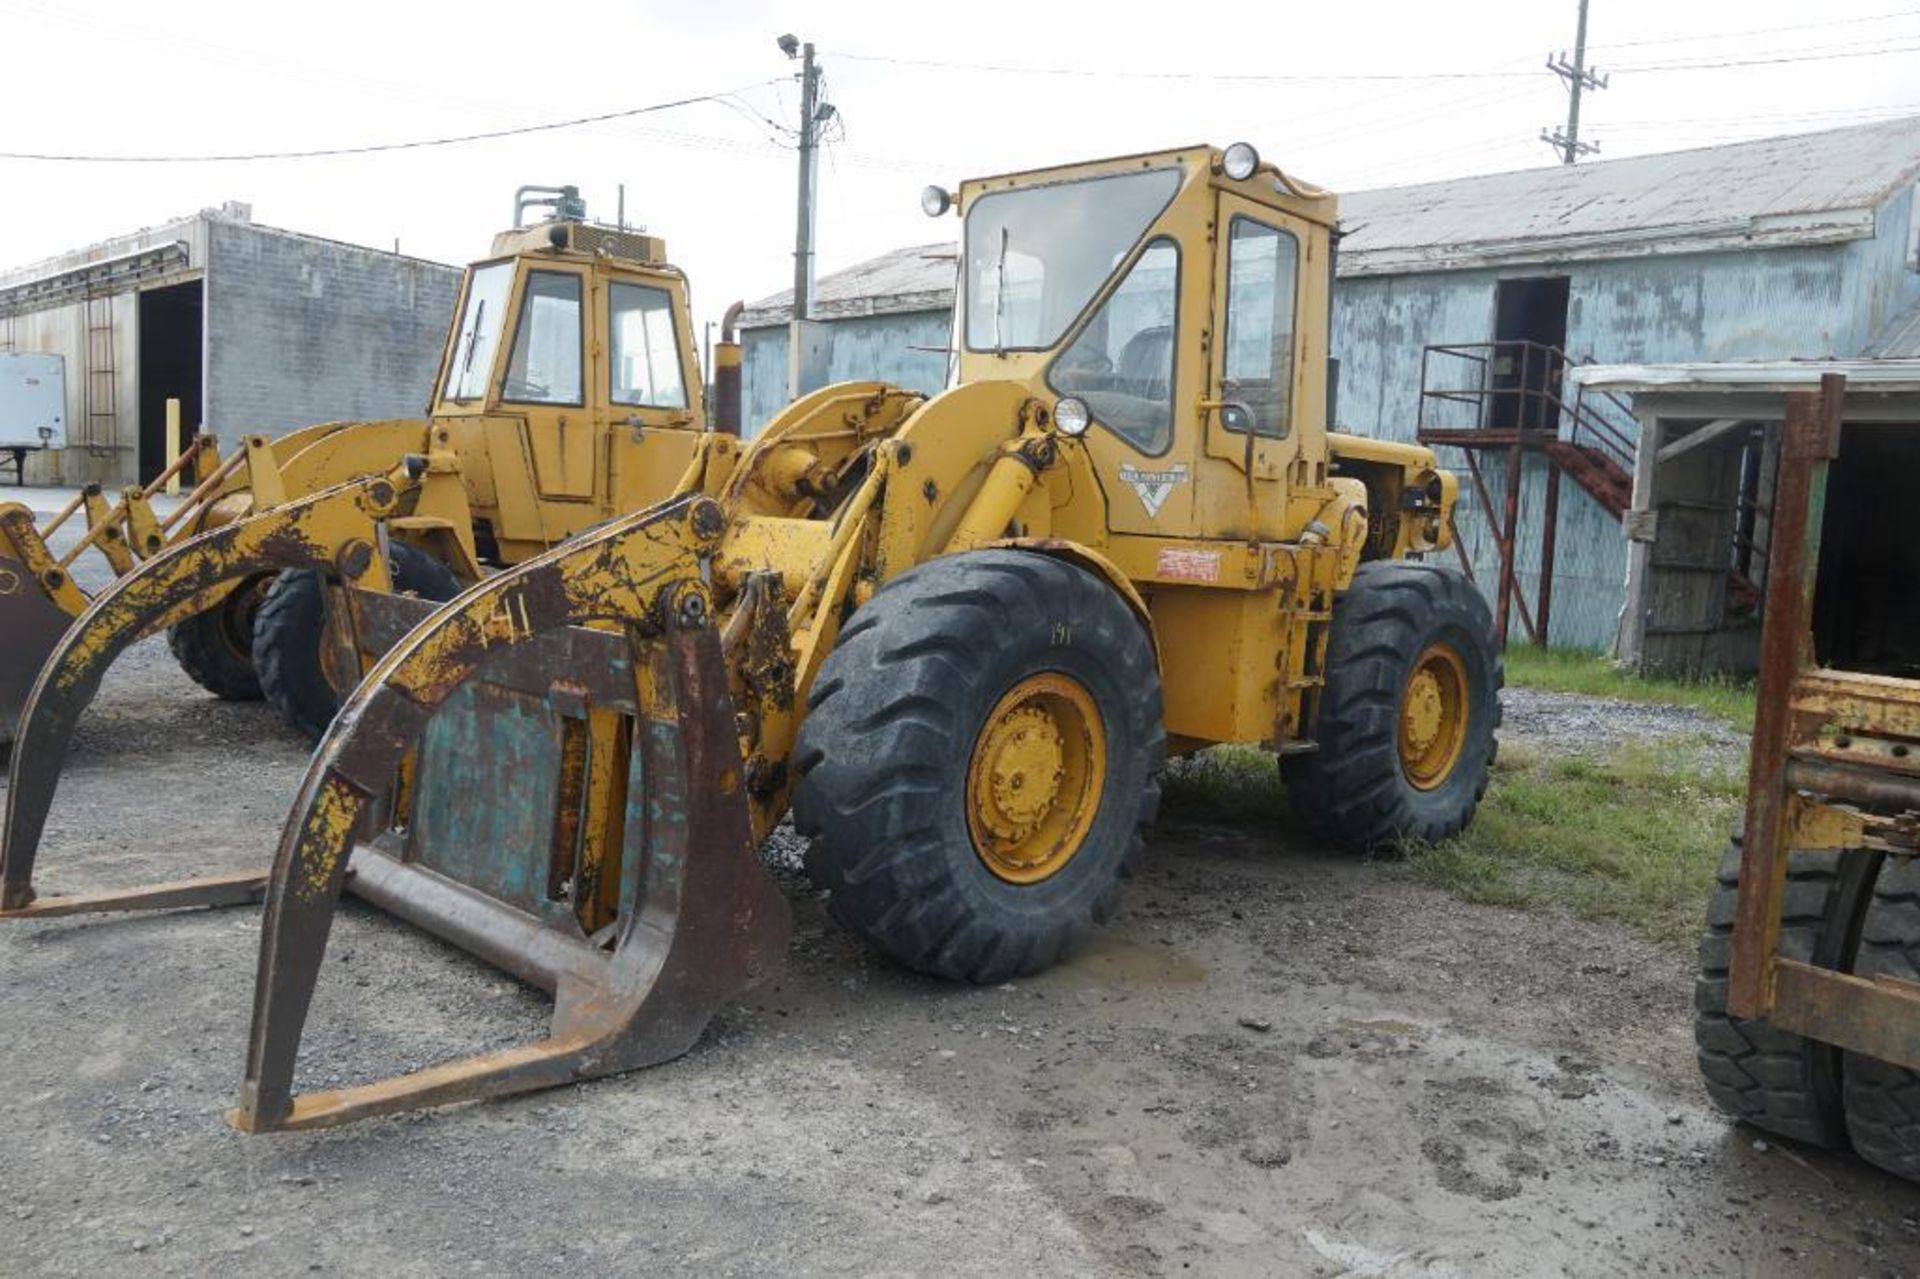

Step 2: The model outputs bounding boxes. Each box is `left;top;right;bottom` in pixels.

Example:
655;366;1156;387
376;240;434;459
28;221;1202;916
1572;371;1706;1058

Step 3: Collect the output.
1046;934;1209;989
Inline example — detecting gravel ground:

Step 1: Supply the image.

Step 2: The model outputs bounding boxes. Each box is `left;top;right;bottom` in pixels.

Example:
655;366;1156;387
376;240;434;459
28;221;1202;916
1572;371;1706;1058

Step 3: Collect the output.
2;497;1917;1276
1499;686;1749;770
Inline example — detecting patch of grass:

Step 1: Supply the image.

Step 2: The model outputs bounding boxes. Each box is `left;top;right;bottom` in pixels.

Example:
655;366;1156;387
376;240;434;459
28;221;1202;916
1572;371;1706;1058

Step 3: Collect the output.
1160;743;1288;822
1503;645;1756;730
1399;736;1743;947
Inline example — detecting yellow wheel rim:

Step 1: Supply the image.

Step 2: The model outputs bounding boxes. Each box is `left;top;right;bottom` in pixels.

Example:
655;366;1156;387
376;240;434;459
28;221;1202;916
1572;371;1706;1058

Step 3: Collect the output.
966;672;1106;884
1399;642;1469;791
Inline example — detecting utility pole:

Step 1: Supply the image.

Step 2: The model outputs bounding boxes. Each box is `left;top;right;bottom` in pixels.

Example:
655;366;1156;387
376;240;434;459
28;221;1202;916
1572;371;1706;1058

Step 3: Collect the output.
780;34;830;396
1541;0;1608;164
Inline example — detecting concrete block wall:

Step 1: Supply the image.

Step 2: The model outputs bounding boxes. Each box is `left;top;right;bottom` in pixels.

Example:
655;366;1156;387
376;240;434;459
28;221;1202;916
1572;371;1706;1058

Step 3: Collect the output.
205;221;460;439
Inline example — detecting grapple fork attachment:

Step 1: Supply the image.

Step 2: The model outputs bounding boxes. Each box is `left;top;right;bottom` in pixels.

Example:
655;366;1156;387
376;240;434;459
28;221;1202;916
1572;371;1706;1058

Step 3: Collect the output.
231;496;791;1132
0;503;84;751
0;476;401;915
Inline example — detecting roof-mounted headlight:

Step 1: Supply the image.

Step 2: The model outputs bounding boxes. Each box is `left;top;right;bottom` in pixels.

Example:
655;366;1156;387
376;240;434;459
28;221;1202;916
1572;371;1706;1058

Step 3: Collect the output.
920;185;952;217
1222;142;1260;182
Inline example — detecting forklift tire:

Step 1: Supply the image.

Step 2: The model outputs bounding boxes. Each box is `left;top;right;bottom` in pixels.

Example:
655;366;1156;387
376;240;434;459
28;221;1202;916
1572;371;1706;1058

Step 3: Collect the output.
167;575;270;701
793;550;1164;985
1281;561;1500;851
1844;856;1920;1179
1694;837;1877;1149
253;543;461;743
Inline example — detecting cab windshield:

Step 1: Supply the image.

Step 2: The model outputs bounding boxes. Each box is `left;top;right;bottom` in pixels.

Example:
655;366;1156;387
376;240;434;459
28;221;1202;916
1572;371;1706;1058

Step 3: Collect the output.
963;167;1181;353
443;261;513;401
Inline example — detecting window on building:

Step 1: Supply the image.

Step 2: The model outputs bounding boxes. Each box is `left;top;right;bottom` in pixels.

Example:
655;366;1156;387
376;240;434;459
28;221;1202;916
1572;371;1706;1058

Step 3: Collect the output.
609;282;689;408
1047;238;1179;454
503;271;583;405
1221;217;1301;438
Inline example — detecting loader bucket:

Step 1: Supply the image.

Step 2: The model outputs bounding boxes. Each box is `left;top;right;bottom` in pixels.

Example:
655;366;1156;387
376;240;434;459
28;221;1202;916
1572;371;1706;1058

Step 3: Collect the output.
0;504;82;751
230;494;791;1131
0;476;402;915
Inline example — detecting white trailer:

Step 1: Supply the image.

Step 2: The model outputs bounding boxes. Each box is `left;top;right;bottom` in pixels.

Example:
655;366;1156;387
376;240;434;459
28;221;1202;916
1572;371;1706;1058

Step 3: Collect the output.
0;353;66;484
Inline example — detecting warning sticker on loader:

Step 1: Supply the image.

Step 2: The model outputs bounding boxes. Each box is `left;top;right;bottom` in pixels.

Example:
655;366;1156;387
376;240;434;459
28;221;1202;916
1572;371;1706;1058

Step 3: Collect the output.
1118;463;1188;519
1156;547;1221;582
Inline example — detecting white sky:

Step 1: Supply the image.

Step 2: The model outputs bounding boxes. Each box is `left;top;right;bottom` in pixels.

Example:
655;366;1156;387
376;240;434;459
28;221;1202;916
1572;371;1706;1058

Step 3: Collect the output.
2;0;1917;359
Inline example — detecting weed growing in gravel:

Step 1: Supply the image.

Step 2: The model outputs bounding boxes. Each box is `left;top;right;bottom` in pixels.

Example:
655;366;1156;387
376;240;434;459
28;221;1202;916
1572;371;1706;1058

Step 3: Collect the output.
1503;646;1756;730
1399;735;1744;947
1160;743;1288;821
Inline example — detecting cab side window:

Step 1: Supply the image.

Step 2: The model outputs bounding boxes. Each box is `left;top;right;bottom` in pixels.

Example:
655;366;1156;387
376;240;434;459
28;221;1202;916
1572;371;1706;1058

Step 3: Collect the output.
610;282;689;409
1047;237;1179;454
1222;218;1300;438
503;271;583;405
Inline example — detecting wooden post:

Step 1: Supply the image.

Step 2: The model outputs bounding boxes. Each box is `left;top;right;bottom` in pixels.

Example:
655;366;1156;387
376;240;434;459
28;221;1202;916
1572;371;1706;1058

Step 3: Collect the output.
1616;410;1663;667
164;398;181;496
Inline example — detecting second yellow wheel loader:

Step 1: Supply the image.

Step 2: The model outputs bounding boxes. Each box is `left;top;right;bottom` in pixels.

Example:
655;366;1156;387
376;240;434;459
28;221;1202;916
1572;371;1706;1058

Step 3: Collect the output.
0;188;733;747
3;143;1501;1132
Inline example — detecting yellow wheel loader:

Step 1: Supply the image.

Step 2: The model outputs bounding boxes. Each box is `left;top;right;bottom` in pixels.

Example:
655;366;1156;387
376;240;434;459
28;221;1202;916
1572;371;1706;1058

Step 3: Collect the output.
3;144;1500;1133
0;191;734;751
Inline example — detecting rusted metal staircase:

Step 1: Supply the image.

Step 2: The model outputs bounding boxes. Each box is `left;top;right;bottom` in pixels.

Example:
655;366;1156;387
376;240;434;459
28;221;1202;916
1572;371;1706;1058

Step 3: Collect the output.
1415;341;1640;645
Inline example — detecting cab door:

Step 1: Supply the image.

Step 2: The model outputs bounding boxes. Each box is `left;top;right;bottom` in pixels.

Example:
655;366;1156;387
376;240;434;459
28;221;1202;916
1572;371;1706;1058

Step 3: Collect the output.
1197;194;1314;542
603;270;703;514
499;263;596;503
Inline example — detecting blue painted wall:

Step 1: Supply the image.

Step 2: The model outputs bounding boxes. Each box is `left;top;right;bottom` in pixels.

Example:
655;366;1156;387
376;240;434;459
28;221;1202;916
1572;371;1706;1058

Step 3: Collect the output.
1331;195;1920;649
735;187;1920;650
741;312;951;434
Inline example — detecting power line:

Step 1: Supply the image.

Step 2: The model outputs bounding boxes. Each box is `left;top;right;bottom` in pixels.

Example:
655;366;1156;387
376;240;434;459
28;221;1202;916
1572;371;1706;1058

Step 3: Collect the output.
1588;5;1920;50
1615;40;1920;72
0;81;783;163
834;50;1540;82
836;34;1920;86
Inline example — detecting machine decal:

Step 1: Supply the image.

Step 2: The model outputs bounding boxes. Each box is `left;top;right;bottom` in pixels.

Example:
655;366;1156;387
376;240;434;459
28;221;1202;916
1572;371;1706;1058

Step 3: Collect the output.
1117;462;1188;518
1156;547;1221;582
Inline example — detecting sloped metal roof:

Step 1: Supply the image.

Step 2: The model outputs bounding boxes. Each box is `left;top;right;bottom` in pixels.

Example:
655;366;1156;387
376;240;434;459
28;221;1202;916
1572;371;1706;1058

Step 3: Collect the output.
1340;116;1920;276
740;241;958;329
738;119;1920;319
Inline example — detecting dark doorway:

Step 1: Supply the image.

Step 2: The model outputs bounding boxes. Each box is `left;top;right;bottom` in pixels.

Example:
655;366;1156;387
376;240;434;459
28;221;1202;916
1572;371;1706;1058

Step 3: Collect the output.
1812;422;1920;676
137;281;204;484
1488;276;1570;430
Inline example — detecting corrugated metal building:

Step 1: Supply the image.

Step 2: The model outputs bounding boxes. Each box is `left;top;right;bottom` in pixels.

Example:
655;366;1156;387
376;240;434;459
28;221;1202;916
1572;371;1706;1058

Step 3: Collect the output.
0;204;461;488
738;119;1920;648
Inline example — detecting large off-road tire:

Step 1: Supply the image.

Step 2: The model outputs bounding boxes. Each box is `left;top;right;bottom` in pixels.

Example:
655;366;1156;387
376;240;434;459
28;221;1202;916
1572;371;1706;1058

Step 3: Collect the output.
253;542;461;743
1844;857;1920;1179
1281;560;1501;851
792;550;1164;985
166;575;271;701
1694;837;1877;1148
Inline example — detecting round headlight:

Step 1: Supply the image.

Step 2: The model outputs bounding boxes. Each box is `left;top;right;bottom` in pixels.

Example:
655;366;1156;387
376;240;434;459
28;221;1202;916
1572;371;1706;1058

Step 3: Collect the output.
920;185;952;218
1054;397;1091;437
1222;141;1260;182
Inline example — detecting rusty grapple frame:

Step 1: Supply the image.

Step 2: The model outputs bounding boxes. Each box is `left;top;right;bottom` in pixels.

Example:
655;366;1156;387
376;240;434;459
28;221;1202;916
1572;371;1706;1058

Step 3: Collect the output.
4;492;792;1130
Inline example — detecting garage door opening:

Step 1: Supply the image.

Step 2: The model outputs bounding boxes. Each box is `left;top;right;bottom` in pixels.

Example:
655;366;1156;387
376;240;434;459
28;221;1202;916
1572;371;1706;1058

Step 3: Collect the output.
1813;422;1920;676
137;281;203;484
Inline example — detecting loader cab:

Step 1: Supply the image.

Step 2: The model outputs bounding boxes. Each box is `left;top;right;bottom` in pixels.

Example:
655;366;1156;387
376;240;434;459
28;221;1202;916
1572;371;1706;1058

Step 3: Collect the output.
948;145;1337;544
428;222;709;560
